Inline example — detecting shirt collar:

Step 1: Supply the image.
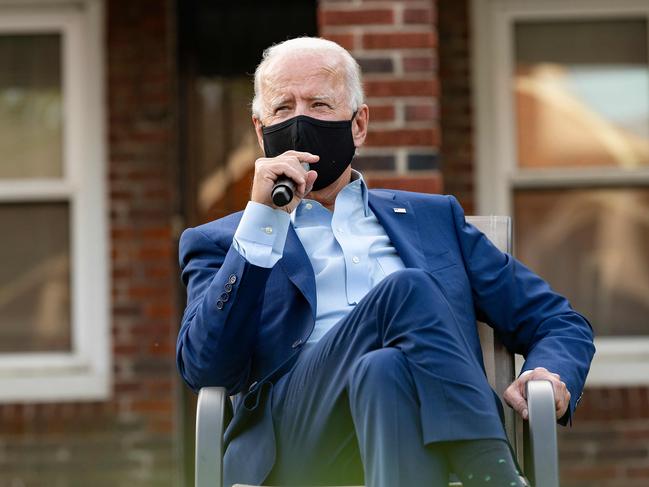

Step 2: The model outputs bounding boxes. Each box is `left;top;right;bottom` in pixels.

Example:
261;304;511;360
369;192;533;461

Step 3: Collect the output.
291;169;370;224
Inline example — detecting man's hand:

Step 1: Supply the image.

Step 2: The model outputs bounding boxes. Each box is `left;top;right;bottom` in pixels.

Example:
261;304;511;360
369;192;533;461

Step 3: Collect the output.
251;150;319;213
504;367;571;420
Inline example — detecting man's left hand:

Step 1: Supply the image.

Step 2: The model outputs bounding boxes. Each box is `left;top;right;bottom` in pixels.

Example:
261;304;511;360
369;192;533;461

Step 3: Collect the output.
503;367;571;420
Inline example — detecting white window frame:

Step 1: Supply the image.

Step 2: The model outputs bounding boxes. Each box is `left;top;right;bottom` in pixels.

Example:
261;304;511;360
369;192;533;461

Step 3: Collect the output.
472;0;649;386
0;0;109;401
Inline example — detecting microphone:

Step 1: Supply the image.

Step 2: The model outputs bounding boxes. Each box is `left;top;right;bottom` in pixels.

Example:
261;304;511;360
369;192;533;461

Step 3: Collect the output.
271;178;295;207
271;163;310;207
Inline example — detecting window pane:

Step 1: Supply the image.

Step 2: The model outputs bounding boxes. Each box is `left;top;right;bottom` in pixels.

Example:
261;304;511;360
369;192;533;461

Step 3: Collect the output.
514;19;649;169
0;202;71;352
0;34;63;179
514;188;649;336
190;77;260;224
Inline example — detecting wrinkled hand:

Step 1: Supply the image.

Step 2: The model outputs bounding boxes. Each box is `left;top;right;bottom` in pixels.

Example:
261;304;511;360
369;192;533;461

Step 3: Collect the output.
504;367;571;420
251;150;319;213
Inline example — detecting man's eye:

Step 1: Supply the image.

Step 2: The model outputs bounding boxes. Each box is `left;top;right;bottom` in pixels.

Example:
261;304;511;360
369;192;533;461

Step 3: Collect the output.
314;102;330;108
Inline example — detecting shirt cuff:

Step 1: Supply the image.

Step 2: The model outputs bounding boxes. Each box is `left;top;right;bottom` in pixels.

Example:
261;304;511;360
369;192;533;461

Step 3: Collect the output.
232;201;291;268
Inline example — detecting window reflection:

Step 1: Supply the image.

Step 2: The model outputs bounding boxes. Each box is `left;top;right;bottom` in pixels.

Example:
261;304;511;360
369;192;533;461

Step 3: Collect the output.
514;19;649;169
0;34;63;179
514;188;649;336
0;202;71;352
190;77;262;224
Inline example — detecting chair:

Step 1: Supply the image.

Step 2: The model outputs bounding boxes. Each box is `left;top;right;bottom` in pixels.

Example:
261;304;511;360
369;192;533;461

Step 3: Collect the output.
194;216;560;487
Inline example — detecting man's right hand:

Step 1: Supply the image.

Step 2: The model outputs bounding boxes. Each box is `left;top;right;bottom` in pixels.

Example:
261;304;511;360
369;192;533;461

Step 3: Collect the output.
251;150;319;213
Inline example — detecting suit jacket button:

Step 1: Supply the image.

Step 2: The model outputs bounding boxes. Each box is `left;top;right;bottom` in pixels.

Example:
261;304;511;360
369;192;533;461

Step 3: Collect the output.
228;274;237;284
220;292;229;302
216;300;224;310
292;339;302;348
224;283;233;293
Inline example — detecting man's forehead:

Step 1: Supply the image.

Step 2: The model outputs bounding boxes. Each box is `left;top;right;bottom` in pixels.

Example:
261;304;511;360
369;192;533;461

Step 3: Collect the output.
262;52;345;91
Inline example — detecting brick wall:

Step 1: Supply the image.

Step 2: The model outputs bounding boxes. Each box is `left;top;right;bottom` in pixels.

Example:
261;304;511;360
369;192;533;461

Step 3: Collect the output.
107;0;180;484
0;1;181;485
318;0;442;195
559;387;649;487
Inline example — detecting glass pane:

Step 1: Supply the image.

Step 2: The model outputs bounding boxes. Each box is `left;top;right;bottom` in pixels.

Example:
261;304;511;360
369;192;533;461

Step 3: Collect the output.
514;19;649;169
190;76;261;224
0;202;71;352
0;33;63;179
514;188;649;336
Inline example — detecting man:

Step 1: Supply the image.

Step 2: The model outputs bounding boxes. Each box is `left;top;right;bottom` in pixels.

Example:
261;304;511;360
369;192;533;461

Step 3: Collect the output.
177;37;595;487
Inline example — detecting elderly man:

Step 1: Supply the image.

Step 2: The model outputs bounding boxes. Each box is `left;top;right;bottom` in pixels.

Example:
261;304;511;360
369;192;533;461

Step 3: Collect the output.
177;37;595;487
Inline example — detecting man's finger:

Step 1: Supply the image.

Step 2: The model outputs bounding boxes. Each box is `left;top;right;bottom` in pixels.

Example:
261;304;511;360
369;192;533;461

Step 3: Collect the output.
504;385;529;420
282;150;320;163
553;382;570;418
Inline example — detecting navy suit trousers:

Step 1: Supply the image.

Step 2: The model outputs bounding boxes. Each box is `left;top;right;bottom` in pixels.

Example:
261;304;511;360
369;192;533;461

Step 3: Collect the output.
265;269;507;486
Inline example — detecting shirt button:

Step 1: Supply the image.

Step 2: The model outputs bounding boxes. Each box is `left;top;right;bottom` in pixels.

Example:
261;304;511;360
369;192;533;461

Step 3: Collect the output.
228;275;237;284
264;226;273;234
352;256;360;264
338;227;344;234
305;203;313;210
216;300;224;310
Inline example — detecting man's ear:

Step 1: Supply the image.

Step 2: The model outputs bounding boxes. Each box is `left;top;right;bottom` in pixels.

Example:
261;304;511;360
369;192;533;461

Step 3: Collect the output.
352;104;369;148
252;115;265;152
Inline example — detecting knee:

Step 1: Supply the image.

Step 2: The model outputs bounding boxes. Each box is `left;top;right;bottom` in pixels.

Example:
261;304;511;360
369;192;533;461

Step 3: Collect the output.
381;268;440;295
348;348;409;395
379;268;444;306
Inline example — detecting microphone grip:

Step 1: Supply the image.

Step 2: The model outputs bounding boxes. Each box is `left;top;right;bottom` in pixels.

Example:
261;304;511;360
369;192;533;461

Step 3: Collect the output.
271;177;296;207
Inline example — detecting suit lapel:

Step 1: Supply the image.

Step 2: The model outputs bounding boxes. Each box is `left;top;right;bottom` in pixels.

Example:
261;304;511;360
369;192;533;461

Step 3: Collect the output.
368;191;427;269
279;224;317;320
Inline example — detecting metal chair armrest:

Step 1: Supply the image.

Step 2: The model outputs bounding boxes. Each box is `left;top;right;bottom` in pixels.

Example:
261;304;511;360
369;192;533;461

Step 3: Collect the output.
196;386;230;487
524;380;559;487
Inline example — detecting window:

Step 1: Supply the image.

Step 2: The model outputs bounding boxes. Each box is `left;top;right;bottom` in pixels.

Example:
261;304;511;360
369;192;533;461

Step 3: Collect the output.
473;0;649;384
0;2;108;401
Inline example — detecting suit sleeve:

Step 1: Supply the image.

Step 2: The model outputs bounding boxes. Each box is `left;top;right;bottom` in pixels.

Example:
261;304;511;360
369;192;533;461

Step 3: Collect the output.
176;226;273;395
447;195;596;424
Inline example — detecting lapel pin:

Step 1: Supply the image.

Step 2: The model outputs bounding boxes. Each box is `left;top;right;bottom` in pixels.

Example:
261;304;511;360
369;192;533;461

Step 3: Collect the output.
393;208;407;214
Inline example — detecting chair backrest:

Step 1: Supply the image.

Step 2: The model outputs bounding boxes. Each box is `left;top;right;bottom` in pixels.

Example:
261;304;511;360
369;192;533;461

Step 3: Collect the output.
466;216;522;459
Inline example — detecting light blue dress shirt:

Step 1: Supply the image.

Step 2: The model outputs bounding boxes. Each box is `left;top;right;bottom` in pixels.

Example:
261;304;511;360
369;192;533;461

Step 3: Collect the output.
233;171;405;343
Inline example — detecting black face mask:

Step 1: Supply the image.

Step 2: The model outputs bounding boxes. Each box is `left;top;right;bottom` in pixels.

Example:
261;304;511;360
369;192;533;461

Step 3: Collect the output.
262;114;357;191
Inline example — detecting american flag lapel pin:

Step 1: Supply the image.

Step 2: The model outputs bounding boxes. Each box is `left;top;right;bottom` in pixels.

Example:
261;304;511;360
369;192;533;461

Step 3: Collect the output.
393;207;407;214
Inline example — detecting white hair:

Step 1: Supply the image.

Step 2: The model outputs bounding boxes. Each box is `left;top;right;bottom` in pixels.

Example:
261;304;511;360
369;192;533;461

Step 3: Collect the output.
251;37;364;118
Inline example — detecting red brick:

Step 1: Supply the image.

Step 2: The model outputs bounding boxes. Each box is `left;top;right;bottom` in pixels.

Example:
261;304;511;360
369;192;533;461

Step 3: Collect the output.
365;128;439;147
319;9;394;26
369;104;396;121
403;56;436;73
363;32;437;49
366;174;443;194
405;104;438;121
322;33;355;51
131;399;173;414
365;79;438;97
404;8;434;25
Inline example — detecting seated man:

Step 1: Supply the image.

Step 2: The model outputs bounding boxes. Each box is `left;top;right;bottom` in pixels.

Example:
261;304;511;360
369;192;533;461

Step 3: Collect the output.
177;37;595;487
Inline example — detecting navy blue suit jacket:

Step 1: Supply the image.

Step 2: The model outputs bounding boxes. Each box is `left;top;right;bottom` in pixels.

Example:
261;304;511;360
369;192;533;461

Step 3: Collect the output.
177;191;595;485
